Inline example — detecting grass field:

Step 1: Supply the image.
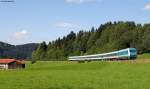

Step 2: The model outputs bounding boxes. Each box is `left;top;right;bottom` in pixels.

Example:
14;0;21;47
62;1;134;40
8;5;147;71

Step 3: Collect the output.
0;53;150;89
0;61;150;89
138;53;150;60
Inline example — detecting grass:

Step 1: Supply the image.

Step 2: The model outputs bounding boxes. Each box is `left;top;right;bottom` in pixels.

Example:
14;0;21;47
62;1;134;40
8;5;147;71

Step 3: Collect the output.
138;53;150;60
0;60;150;89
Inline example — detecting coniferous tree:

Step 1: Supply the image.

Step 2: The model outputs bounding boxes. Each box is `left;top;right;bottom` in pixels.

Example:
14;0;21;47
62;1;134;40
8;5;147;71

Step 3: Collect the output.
32;21;150;61
31;41;47;63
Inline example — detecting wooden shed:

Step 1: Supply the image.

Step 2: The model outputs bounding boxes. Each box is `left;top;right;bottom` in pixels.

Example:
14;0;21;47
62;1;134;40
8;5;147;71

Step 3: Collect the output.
0;59;25;69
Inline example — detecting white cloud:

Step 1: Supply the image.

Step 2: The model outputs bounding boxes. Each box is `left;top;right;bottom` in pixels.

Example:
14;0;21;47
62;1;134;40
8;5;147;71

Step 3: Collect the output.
56;22;80;29
13;30;28;39
65;0;97;4
144;4;150;10
6;30;29;45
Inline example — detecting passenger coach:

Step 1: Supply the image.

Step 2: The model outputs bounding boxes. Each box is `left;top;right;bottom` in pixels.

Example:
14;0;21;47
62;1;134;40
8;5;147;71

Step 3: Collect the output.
69;48;137;61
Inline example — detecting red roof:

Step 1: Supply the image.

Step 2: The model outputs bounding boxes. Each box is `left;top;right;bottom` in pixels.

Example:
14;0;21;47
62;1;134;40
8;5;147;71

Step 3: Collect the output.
0;59;16;64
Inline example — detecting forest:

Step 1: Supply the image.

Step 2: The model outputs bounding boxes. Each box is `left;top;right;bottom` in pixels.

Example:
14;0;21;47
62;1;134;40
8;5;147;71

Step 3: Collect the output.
32;21;150;62
0;42;38;59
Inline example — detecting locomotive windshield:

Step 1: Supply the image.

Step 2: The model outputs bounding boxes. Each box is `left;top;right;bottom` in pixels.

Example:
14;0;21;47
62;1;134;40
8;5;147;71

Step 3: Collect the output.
129;48;137;59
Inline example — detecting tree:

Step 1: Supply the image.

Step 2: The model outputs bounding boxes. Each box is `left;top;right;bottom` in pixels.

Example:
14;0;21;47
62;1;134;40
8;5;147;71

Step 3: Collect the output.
31;41;47;63
31;21;150;61
142;25;150;52
31;50;38;64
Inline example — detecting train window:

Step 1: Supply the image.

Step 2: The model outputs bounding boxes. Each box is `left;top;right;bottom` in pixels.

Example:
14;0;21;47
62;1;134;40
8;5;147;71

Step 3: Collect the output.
102;53;117;57
130;49;136;53
130;49;137;56
118;51;128;56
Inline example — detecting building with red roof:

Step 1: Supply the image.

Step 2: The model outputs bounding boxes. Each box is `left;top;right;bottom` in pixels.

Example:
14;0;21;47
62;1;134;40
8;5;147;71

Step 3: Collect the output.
0;59;25;69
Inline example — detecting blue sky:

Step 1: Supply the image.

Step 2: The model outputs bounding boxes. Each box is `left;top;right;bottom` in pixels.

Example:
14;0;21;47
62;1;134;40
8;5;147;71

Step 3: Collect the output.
0;0;150;45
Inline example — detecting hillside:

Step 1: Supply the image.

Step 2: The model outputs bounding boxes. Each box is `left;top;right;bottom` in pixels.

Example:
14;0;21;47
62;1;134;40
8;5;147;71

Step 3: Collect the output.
0;42;38;59
32;21;150;61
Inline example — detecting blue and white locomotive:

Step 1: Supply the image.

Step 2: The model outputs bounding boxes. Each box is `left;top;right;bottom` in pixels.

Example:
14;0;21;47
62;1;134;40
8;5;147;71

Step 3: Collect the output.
68;48;137;61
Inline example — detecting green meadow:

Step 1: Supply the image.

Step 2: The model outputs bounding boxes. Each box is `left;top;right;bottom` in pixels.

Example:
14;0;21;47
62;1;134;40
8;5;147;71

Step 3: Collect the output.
138;53;150;60
0;54;150;89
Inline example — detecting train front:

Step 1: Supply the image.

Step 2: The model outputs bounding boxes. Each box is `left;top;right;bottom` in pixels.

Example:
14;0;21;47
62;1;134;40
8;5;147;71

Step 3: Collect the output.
129;48;137;59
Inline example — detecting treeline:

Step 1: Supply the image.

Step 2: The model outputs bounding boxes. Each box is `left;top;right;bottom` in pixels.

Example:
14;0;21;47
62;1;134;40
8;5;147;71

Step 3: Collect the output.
32;21;150;62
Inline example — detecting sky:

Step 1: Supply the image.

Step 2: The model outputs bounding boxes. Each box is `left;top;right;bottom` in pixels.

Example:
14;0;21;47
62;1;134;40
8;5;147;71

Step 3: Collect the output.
0;0;150;45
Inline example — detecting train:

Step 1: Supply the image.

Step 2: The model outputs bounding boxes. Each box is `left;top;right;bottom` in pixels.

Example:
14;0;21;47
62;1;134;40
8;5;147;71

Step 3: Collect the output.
68;48;137;61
